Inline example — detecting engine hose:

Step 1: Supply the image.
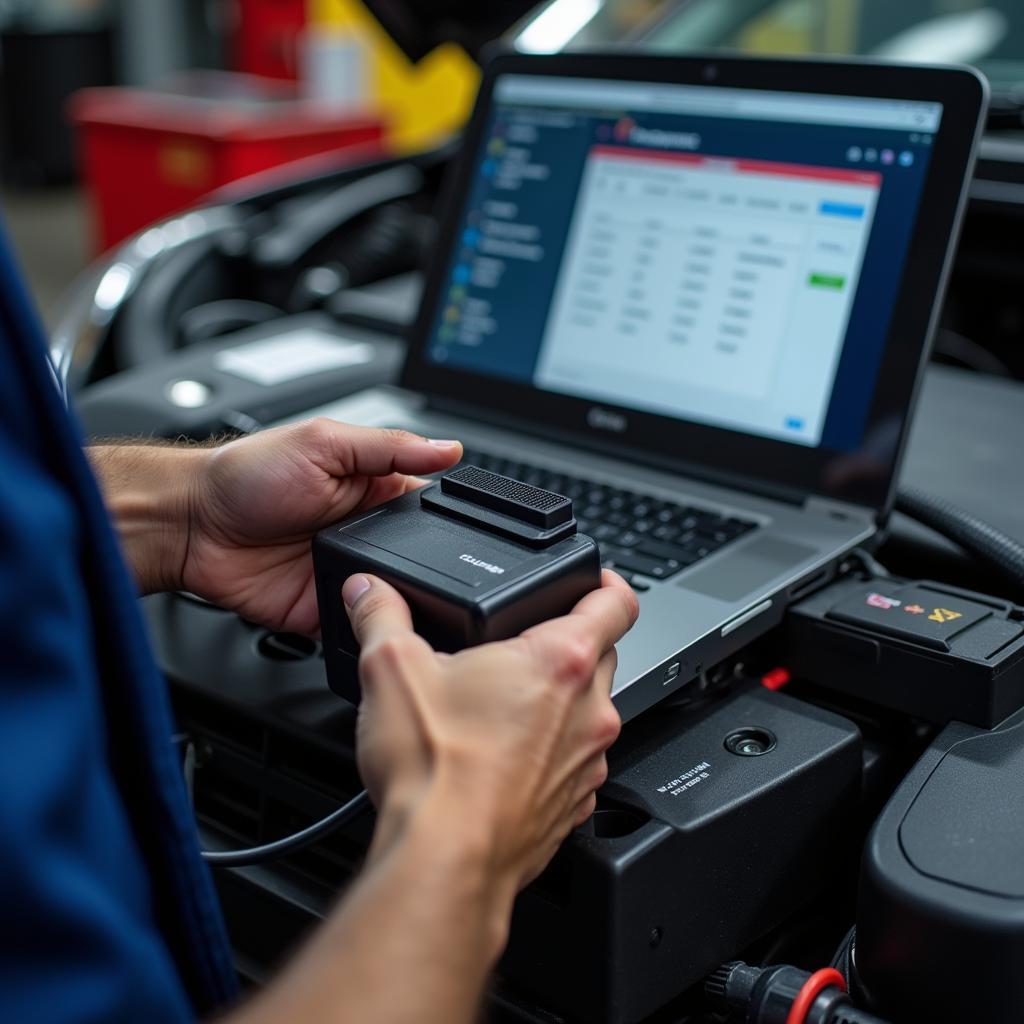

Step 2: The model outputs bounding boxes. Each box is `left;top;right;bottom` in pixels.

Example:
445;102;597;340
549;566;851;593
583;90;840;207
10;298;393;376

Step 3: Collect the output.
895;486;1024;595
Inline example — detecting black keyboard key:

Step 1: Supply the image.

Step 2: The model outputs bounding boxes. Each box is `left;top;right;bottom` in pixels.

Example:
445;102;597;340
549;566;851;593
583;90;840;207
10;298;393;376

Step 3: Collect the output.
590;523;621;541
635;539;703;566
606;568;651;592
728;517;758;535
699;528;737;546
680;539;715;560
696;518;756;544
605;549;682;580
693;510;729;531
615;531;642;548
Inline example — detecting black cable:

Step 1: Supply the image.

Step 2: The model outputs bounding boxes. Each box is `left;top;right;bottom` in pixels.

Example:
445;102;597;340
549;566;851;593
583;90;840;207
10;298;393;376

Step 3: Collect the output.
895;486;1024;594
844;547;890;580
180;736;374;868
829;925;857;981
706;961;892;1024
200;789;372;868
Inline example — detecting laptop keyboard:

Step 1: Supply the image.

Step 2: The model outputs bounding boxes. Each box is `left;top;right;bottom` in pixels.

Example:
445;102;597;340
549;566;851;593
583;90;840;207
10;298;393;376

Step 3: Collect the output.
460;447;758;591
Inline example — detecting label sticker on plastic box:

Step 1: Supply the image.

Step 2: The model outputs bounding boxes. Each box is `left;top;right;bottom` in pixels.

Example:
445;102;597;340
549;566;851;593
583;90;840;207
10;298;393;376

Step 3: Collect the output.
215;329;374;386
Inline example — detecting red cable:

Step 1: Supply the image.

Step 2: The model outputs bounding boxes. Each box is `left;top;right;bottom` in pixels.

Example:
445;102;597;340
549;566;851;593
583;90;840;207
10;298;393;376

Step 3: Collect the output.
784;967;847;1024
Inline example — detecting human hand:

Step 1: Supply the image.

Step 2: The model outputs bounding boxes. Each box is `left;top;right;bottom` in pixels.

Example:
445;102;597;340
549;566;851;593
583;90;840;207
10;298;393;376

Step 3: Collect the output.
346;569;639;902
182;419;462;633
226;570;637;1024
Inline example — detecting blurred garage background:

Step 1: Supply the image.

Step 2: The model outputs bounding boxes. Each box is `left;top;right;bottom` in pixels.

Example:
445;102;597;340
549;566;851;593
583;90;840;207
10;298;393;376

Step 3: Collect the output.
2;0;1023;378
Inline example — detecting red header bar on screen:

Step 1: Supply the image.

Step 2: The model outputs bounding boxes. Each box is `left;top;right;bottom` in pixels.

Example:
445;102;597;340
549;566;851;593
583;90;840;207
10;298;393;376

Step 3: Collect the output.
590;145;882;187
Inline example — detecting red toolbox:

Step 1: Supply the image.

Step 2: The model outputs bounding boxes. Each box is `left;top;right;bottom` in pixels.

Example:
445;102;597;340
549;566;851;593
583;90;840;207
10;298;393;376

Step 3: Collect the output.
233;0;307;80
70;72;385;252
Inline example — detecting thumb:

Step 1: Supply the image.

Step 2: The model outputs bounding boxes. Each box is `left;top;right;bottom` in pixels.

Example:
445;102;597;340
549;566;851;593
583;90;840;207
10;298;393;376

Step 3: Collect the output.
343;573;417;652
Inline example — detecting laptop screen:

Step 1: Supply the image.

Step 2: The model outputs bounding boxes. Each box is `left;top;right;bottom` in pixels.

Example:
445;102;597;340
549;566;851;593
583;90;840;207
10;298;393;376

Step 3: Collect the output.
421;74;941;453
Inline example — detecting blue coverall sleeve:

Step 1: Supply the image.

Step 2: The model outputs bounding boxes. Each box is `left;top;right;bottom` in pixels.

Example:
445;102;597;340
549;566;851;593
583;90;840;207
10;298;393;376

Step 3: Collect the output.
0;426;194;1023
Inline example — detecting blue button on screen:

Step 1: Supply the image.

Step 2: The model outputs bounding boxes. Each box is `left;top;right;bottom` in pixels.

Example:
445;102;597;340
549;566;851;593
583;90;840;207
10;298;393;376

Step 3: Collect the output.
819;201;865;219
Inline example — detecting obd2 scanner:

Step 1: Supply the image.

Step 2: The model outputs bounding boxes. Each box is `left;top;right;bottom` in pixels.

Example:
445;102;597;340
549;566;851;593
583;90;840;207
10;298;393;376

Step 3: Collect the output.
314;466;602;703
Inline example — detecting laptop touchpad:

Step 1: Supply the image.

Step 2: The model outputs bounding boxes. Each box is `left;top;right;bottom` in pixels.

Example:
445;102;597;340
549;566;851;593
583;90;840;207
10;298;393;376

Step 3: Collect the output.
677;536;816;603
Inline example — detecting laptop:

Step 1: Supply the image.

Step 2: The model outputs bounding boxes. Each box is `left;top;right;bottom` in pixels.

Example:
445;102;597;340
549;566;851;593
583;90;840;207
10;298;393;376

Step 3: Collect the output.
300;52;986;722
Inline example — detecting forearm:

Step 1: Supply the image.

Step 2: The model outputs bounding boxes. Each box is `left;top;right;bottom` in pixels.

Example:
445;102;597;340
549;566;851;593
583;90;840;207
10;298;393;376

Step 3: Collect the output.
230;789;514;1024
87;442;204;594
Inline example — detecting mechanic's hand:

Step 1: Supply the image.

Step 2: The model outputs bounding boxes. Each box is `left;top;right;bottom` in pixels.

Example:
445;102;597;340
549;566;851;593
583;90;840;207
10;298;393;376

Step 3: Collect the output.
347;569;638;900
182;419;462;634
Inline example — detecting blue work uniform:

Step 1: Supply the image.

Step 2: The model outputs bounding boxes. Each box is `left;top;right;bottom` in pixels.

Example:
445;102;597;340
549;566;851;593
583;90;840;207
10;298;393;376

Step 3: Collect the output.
0;222;238;1020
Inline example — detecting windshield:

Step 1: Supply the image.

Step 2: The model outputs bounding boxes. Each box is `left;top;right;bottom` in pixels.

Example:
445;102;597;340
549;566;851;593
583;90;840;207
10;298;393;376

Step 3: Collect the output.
511;0;1024;93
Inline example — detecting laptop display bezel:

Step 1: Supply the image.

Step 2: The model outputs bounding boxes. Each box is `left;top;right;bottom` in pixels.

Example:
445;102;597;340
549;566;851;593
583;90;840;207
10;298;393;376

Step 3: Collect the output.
401;52;986;516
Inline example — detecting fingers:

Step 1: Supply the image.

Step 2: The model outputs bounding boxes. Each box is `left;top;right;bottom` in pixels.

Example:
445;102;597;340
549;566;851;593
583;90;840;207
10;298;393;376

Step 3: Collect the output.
343;574;416;651
360;471;434;509
567;747;612;828
571;792;599;828
564;570;639;649
522;571;639;680
592;648;619;698
303;419;463;479
356;472;429;512
597;569;641;620
553;570;639;646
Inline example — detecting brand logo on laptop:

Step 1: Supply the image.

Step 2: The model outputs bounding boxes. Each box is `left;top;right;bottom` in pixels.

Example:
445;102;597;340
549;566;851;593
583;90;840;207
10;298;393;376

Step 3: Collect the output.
460;554;505;575
587;406;628;433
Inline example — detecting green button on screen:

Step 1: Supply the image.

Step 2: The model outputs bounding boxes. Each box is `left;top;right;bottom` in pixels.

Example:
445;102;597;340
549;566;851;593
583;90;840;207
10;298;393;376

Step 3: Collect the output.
809;272;846;290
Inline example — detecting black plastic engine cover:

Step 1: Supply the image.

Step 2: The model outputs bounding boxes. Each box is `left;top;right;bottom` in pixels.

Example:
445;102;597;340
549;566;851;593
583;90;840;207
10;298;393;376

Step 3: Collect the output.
856;706;1024;1023
501;683;862;1024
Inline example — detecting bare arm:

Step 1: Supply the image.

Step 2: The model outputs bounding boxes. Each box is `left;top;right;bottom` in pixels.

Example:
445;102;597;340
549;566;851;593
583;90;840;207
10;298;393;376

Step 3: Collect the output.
227;571;636;1024
234;793;511;1024
87;442;202;595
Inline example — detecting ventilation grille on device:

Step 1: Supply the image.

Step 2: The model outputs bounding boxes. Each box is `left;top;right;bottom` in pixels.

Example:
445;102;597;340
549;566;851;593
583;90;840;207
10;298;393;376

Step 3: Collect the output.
441;465;572;528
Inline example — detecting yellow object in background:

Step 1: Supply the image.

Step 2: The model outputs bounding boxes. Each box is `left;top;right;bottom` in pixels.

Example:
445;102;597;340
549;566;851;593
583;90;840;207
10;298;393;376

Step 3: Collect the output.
735;0;859;55
308;0;480;152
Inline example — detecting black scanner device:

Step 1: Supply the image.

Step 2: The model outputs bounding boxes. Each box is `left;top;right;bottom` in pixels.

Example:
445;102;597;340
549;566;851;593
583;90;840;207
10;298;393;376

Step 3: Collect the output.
314;466;602;703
